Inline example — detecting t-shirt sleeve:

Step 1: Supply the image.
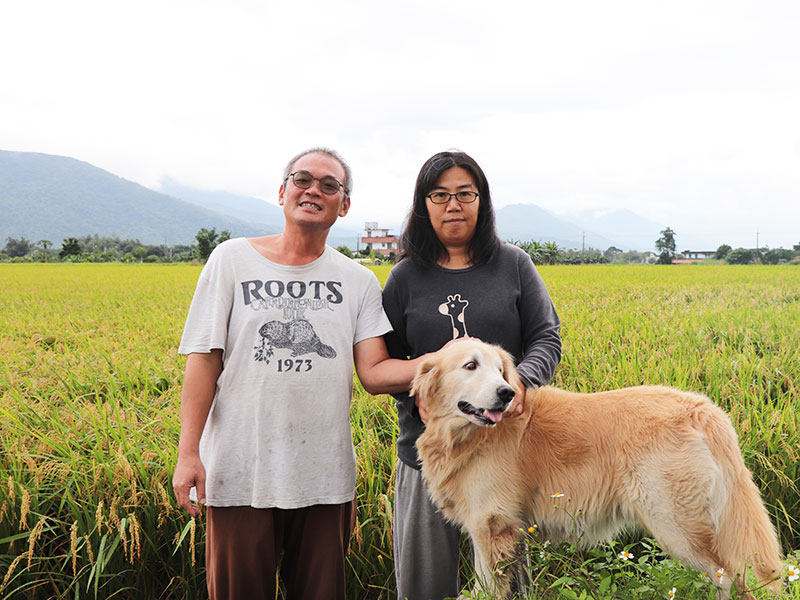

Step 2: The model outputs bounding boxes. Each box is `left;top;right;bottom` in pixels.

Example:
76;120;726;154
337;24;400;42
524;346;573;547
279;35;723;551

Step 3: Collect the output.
381;265;419;423
178;244;235;355
353;273;393;345
381;267;410;360
514;251;562;388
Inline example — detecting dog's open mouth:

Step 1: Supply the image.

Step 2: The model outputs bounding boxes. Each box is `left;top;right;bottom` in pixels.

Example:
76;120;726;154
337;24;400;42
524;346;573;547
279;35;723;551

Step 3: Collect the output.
458;401;504;426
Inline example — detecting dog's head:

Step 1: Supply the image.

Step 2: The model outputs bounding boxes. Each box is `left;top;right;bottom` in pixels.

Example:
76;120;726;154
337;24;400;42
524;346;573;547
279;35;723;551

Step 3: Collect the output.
411;340;521;428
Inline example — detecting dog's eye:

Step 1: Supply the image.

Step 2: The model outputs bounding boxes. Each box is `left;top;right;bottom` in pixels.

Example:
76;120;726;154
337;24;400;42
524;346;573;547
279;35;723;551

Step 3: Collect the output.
463;361;477;370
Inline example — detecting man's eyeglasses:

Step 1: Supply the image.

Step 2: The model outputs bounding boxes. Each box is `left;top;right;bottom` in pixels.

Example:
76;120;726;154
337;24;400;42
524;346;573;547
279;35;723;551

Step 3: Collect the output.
286;171;346;195
426;191;479;204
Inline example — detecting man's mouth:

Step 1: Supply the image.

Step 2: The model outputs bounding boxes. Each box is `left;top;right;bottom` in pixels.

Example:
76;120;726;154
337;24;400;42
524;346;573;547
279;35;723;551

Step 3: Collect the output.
457;400;504;426
299;201;322;211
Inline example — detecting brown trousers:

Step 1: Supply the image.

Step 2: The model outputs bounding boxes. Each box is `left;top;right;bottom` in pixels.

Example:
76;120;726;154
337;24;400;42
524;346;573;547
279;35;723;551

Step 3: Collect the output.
205;502;355;600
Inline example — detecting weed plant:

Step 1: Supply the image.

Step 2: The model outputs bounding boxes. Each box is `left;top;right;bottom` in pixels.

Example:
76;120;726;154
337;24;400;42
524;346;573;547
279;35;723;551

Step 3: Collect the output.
1;263;798;599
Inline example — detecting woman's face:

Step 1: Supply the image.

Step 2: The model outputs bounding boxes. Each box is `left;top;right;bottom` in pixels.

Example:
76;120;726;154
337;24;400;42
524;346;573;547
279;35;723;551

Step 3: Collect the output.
425;166;480;251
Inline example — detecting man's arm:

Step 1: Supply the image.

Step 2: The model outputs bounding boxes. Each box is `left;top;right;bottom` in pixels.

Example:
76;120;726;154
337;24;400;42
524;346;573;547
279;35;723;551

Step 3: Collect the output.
172;350;222;516
353;336;427;396
354;336;472;396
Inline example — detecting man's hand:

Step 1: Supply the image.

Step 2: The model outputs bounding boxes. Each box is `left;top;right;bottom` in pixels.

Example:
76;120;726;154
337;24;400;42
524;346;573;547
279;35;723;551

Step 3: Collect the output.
441;336;476;350
172;454;206;517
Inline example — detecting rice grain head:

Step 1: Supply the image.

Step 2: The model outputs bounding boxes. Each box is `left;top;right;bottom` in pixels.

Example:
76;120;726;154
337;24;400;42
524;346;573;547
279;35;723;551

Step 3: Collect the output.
20;488;30;529
70;521;79;576
2;552;29;589
190;517;196;567
84;535;95;566
27;517;46;570
129;513;142;562
109;496;121;534
353;516;363;549
157;481;172;527
119;518;129;563
95;500;104;535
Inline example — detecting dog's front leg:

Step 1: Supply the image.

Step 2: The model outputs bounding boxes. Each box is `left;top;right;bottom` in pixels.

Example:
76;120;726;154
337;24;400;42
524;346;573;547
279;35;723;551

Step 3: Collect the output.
469;515;521;599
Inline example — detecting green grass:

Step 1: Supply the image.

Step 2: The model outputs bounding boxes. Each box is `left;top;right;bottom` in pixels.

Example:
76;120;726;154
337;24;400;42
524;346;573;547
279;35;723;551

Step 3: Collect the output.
1;263;799;599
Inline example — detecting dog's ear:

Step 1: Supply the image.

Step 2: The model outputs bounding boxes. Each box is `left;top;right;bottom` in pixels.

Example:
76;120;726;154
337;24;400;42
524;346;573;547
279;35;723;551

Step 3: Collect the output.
410;355;439;403
499;347;524;396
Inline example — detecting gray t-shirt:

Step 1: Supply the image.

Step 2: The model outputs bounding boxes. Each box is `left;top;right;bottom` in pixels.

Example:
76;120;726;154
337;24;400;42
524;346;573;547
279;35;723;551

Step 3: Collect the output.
383;243;562;469
179;237;391;508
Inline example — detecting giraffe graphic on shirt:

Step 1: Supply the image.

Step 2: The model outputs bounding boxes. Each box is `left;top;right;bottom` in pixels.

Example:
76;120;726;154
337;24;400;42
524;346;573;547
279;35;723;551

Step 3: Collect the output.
439;294;469;339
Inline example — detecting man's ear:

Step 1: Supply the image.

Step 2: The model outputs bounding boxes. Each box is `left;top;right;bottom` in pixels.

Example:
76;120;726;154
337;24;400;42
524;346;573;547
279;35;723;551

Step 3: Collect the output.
338;195;351;218
278;184;286;206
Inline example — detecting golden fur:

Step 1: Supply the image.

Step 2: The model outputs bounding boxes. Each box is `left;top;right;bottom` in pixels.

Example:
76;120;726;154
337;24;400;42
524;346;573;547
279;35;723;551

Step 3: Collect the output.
412;340;782;599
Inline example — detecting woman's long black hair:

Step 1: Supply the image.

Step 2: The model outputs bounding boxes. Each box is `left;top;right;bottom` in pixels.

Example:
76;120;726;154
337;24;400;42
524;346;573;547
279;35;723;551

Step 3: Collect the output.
399;150;501;269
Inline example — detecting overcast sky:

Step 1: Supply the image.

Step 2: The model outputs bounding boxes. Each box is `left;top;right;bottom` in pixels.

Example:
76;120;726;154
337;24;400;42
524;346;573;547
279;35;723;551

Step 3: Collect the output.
2;0;798;250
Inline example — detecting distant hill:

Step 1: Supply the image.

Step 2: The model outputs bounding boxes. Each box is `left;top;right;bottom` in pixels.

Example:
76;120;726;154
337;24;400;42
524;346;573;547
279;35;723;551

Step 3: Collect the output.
495;204;618;250
1;148;678;252
0;150;267;246
566;208;662;251
159;178;285;225
567;208;712;252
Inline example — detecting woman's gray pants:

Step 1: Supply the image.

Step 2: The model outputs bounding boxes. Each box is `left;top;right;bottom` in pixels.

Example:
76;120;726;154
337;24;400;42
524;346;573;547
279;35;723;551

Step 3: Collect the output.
393;459;463;600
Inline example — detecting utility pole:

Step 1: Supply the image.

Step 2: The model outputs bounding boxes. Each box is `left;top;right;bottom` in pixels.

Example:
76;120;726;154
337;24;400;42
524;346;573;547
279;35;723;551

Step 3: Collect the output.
581;232;585;264
756;230;760;263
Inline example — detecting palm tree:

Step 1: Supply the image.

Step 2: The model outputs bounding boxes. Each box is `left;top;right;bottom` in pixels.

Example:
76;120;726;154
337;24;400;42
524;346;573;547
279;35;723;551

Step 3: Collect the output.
542;242;561;265
37;239;52;263
515;240;543;264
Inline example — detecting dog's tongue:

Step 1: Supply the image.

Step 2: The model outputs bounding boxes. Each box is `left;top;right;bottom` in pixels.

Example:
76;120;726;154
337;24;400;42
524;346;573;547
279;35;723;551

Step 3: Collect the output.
483;409;504;424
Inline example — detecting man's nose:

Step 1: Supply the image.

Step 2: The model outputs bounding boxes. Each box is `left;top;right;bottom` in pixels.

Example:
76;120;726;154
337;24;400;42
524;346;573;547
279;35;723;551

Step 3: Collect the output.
304;180;324;194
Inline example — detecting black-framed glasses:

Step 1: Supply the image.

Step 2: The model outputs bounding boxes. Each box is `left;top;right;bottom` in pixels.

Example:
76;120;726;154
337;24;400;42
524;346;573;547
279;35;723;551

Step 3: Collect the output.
426;191;479;204
286;171;346;195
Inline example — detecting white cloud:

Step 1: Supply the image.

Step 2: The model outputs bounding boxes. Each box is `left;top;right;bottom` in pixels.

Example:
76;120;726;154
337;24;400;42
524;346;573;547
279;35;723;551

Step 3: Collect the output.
1;0;798;249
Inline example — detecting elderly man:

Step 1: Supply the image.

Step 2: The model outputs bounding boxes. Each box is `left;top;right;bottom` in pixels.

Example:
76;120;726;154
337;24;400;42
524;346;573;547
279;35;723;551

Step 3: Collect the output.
173;147;419;599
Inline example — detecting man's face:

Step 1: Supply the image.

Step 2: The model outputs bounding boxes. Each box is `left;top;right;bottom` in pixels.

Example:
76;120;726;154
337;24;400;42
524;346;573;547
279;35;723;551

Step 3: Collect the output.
279;152;350;231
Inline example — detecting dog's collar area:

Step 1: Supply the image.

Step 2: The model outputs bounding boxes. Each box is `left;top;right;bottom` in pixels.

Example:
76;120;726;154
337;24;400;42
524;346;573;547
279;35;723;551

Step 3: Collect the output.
457;400;503;426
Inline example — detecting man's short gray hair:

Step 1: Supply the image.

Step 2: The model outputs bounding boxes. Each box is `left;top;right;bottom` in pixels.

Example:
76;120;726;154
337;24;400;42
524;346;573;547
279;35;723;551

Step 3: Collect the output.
282;147;352;196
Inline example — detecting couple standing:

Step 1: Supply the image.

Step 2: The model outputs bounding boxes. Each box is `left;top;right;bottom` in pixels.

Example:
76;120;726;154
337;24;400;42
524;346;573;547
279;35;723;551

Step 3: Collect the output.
172;147;562;600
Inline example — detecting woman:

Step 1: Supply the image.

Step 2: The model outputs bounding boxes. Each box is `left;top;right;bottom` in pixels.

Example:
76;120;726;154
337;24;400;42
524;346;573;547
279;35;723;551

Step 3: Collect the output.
383;150;562;600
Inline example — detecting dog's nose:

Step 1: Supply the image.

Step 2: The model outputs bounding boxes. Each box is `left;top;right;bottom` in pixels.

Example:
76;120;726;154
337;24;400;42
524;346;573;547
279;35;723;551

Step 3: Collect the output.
497;385;515;406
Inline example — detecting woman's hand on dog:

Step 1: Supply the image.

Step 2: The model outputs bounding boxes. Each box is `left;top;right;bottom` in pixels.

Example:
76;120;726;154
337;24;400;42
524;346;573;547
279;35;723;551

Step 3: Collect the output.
507;382;527;417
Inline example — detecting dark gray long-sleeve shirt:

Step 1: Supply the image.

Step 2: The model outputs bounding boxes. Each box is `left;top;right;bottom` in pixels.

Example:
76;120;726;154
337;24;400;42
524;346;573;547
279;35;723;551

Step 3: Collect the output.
383;243;562;469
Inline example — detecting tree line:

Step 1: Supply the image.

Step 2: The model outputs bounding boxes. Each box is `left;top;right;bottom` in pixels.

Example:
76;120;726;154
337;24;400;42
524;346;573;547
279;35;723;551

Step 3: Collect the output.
654;226;800;265
0;228;230;264
3;227;799;265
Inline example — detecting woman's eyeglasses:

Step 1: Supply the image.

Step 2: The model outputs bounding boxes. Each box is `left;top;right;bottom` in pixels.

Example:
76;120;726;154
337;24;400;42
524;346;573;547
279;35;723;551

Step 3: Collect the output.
426;191;479;204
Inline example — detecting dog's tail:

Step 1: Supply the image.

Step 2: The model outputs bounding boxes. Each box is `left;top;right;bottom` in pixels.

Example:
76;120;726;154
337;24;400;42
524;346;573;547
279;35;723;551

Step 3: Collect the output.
708;407;783;593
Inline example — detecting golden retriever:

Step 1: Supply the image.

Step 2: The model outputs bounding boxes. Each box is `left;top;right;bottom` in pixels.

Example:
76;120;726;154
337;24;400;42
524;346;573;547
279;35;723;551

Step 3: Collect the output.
411;340;782;599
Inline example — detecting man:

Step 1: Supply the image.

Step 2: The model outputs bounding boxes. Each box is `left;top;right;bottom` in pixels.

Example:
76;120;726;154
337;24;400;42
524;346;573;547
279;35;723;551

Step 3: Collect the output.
173;147;418;599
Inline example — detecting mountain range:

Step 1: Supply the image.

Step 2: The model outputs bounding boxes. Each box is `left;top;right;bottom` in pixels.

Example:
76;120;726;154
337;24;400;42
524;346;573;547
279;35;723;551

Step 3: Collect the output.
1;149;677;252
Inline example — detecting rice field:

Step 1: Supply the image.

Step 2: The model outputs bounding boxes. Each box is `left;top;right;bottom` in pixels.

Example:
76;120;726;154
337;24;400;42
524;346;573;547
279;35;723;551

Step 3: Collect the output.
1;262;798;599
